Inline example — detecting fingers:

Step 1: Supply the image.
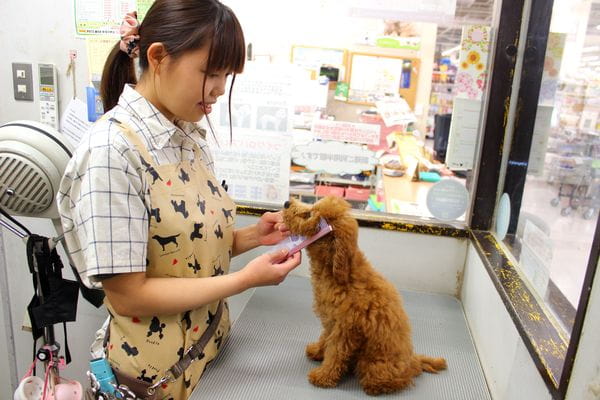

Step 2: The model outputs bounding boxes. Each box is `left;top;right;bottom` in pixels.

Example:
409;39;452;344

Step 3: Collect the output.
278;251;301;273
269;248;289;263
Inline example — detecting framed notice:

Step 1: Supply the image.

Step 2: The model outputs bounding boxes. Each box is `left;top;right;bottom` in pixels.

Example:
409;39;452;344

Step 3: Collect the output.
347;52;419;108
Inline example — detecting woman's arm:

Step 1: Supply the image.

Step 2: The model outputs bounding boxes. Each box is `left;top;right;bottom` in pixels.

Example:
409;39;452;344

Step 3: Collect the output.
103;250;301;317
232;224;260;256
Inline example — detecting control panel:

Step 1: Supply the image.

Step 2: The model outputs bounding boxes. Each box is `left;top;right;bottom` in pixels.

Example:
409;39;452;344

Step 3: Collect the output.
39;63;59;129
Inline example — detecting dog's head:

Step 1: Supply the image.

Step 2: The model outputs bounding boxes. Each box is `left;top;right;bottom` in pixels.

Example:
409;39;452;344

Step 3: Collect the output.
282;196;358;284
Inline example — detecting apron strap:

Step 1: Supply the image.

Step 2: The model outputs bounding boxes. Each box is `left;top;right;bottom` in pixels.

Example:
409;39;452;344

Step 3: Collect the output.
107;117;157;167
170;301;224;379
147;301;224;397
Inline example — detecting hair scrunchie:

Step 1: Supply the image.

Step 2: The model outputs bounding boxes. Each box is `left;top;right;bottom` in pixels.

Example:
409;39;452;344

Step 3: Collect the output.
119;11;140;58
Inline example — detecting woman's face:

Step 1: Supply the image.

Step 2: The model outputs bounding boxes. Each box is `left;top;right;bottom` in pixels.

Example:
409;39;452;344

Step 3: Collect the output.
155;46;230;122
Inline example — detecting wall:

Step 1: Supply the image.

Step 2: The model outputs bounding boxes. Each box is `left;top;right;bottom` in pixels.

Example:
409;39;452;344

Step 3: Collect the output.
461;244;552;400
565;257;600;400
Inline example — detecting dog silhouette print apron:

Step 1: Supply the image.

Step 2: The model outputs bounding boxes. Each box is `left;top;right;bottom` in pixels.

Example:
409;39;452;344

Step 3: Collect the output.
104;120;235;399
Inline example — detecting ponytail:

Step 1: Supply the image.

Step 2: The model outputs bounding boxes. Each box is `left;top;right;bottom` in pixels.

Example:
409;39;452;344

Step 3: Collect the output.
100;43;137;112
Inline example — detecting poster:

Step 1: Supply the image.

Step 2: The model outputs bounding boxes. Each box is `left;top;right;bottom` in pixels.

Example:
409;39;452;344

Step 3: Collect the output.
445;98;482;170
209;132;292;206
527;106;554;176
60;98;92;147
312;120;380;145
75;0;135;36
539;33;566;106
454;25;491;101
86;36;116;82
210;63;300;205
291;141;378;175
349;54;403;103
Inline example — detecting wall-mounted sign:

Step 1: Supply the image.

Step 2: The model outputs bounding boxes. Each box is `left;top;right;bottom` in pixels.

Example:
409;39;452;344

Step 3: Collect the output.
292;141;378;175
210;131;292;206
455;25;491;101
75;0;136;36
312;120;380;145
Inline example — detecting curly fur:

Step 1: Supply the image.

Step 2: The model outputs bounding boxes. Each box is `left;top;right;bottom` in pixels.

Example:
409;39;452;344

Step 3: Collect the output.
282;196;447;395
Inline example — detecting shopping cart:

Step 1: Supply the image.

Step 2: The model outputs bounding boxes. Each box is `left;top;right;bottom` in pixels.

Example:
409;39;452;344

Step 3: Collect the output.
547;154;594;217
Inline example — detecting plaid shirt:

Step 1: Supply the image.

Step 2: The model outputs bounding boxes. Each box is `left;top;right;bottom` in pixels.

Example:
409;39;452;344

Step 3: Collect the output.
57;85;215;288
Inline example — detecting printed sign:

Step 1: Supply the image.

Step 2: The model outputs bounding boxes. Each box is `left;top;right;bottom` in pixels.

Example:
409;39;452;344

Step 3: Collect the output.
292;141;378;175
75;0;136;36
210;131;292;206
312;120;380;145
539;32;566;106
445;98;482;170
455;25;491;101
210;63;303;205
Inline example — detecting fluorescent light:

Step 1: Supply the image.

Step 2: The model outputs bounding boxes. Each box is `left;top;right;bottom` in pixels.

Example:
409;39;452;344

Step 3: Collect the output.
582;46;600;53
442;45;461;56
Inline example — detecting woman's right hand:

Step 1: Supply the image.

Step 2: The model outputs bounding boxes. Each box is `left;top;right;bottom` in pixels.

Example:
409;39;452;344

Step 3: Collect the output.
239;249;302;288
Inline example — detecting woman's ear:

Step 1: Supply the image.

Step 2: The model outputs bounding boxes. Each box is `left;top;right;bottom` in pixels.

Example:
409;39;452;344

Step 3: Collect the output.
146;42;168;75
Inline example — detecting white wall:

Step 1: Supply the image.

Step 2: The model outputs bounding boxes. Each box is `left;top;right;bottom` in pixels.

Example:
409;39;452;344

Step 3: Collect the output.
565;257;600;400
461;244;552;400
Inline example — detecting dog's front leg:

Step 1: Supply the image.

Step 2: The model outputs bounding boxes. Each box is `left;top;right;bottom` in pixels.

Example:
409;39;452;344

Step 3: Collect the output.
308;325;359;388
306;322;333;361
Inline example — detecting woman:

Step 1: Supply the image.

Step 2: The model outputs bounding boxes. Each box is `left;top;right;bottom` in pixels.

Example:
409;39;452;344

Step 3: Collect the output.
57;1;301;398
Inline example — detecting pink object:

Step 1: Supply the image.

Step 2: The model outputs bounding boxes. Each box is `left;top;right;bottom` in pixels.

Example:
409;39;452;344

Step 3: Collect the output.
119;11;140;58
315;185;345;198
53;380;83;400
344;186;371;202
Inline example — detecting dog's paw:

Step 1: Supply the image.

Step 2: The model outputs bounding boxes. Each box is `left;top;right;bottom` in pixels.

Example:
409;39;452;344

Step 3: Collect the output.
308;367;339;388
306;342;324;361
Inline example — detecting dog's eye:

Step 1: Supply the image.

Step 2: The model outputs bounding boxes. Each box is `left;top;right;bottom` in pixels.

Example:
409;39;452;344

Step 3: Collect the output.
300;211;311;218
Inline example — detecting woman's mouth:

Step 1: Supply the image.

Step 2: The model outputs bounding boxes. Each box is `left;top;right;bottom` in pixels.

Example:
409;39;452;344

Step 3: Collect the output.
199;103;213;114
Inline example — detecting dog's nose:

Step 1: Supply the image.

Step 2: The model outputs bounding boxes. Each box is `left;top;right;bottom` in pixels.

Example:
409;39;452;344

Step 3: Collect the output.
283;200;290;209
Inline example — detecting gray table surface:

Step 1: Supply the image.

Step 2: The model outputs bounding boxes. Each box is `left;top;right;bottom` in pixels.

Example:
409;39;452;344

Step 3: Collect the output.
191;275;491;399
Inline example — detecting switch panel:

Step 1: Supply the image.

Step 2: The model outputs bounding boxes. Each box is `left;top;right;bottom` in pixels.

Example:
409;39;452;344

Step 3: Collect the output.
12;63;33;101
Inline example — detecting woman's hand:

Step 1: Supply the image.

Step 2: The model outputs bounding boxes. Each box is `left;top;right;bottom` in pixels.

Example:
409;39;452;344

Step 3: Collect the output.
256;211;291;246
238;249;301;288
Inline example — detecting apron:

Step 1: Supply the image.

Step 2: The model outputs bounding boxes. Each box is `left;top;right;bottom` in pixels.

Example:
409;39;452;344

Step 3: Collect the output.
104;120;236;399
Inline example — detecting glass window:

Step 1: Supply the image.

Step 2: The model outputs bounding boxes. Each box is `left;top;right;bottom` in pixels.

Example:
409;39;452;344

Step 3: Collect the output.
500;0;599;339
210;0;499;224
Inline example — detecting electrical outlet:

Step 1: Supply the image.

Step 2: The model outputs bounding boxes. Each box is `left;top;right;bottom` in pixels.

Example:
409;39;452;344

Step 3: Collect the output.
12;62;33;101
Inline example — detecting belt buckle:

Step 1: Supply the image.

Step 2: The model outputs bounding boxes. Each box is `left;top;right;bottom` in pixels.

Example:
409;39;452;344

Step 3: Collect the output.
146;370;175;396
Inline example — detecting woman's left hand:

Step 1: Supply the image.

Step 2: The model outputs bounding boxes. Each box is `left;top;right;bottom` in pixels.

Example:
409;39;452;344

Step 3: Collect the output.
256;211;291;246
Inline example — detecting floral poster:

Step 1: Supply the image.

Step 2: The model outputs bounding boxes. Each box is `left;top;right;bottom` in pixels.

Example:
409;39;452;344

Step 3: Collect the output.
455;25;491;100
539;32;566;106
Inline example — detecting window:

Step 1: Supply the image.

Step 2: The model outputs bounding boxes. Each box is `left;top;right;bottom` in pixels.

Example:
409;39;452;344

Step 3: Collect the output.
211;0;500;224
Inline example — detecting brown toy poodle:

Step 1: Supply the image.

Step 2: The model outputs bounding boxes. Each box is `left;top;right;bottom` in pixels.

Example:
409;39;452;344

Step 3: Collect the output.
282;196;447;395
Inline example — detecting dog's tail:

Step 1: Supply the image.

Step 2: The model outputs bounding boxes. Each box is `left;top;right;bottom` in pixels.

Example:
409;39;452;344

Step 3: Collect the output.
417;355;447;373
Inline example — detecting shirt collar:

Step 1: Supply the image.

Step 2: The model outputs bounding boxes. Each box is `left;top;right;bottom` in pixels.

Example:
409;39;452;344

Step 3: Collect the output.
117;85;207;150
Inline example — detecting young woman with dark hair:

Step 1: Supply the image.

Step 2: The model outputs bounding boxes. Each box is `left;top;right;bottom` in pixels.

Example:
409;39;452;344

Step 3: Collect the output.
57;1;301;398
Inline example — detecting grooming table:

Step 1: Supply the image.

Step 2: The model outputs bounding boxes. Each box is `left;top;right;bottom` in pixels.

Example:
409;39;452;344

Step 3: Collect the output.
191;276;491;399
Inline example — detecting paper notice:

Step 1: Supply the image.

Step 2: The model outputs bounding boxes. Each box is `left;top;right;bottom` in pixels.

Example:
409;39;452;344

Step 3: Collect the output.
60;98;93;147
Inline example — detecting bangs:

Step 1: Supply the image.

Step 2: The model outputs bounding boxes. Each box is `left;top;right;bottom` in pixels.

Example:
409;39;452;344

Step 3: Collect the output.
208;5;245;74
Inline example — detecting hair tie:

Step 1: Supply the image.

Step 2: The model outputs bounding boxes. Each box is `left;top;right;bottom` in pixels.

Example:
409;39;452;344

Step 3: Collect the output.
119;11;140;58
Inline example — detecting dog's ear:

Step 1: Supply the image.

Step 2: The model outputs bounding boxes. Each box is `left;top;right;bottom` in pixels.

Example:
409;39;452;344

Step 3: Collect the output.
332;235;351;284
330;218;357;284
314;196;351;221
